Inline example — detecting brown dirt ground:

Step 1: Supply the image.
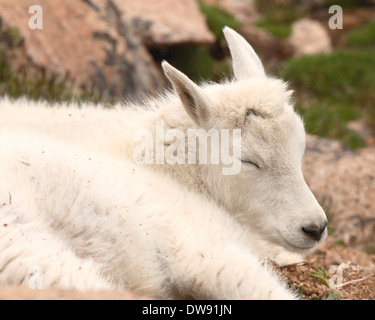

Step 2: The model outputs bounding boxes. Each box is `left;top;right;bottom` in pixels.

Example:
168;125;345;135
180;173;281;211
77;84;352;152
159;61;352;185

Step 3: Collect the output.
277;237;375;300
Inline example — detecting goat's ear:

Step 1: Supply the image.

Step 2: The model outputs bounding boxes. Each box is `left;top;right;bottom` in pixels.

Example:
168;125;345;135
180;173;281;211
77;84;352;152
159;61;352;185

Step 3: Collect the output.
223;27;266;80
162;61;211;125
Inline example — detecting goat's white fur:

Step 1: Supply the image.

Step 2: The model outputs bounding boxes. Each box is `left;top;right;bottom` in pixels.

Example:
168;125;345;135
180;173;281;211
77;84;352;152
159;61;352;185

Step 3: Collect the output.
0;27;326;299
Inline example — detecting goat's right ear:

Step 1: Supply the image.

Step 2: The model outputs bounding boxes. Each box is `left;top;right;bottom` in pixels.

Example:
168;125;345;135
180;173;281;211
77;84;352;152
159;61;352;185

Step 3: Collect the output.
223;27;266;80
162;61;211;126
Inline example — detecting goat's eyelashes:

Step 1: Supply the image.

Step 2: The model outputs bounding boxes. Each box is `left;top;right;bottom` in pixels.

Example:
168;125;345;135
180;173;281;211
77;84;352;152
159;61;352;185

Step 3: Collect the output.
240;159;260;169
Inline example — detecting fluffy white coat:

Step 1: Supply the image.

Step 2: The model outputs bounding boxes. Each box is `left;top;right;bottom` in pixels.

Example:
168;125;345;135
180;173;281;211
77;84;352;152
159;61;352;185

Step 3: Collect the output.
0;28;327;299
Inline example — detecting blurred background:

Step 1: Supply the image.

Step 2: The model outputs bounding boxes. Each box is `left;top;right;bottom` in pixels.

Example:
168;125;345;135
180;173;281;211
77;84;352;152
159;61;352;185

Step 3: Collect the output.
0;0;374;148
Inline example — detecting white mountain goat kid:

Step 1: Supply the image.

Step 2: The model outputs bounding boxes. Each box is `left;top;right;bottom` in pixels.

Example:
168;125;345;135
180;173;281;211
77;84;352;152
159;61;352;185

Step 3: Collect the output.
0;27;327;299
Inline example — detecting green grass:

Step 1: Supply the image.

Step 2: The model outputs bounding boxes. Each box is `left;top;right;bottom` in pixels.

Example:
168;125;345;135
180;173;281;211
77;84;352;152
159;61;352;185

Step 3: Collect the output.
254;0;307;38
282;50;375;102
0;25;104;103
295;101;365;149
163;1;241;83
1;26;23;47
255;19;292;39
281;49;375;149
162;45;230;83
198;1;241;39
346;20;375;48
0;49;100;103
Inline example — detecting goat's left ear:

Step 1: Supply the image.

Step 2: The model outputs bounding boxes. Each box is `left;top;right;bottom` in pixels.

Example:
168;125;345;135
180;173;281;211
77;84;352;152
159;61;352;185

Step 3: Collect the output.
162;61;211;126
223;27;266;80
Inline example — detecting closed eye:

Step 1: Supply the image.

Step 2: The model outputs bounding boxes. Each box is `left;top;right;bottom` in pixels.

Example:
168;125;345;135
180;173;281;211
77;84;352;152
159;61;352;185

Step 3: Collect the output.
241;159;260;169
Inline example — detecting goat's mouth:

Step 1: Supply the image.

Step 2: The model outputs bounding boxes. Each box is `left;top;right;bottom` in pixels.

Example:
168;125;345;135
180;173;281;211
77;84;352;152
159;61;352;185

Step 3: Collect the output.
278;234;318;254
285;241;316;252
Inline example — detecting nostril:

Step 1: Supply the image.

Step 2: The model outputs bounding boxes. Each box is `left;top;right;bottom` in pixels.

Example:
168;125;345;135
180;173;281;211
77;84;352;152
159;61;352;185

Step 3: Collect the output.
302;226;320;241
302;222;327;242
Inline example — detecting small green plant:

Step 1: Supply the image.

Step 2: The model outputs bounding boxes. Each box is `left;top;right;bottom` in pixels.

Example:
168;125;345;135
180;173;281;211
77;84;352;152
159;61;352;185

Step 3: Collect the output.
334;239;347;247
364;243;375;255
310;267;342;300
311;267;330;287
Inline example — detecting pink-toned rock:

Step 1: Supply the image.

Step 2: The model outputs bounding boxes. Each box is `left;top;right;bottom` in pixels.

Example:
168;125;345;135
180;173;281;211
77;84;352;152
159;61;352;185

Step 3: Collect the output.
288;18;333;57
303;135;375;252
347;120;375;147
0;0;165;101
114;0;215;46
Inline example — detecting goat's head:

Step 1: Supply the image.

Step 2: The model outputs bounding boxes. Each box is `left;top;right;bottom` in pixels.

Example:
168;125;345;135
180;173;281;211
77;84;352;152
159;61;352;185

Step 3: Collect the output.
161;27;327;254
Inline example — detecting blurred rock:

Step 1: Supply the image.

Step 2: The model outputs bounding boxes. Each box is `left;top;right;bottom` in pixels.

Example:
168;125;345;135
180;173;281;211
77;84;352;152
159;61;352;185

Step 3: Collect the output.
347;120;375;147
202;0;258;25
113;0;215;47
288;18;332;57
0;0;165;101
304;135;375;252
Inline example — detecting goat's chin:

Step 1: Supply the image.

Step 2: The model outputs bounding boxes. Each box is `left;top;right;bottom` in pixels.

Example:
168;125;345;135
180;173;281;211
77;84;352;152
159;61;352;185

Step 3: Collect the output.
270;232;318;256
280;238;319;256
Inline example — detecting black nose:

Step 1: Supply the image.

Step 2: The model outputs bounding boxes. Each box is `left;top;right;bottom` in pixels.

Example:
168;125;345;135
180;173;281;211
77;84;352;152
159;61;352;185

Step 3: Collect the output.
302;222;327;241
